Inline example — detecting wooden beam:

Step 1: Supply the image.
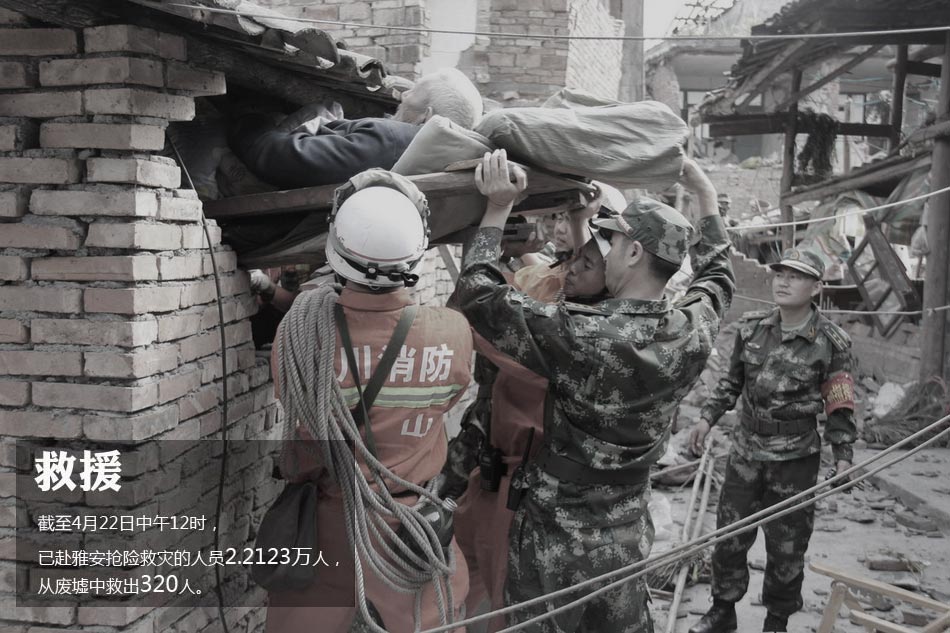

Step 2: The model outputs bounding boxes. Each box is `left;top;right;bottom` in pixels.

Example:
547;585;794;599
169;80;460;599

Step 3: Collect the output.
810;563;950;613
838;122;894;137
780;69;803;250
773;45;885;112
706;114;786;136
781;153;931;206
732;34;817;113
906;118;950;144
907;60;943;78
705;114;892;138
921;31;950;383
890;45;908;150
203;165;592;220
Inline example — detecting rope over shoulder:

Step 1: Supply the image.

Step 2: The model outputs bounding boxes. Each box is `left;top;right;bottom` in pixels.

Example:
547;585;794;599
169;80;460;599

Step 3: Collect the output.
275;284;460;631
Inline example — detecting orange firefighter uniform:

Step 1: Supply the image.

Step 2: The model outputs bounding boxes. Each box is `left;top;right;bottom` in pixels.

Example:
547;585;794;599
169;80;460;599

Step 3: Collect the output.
267;285;474;633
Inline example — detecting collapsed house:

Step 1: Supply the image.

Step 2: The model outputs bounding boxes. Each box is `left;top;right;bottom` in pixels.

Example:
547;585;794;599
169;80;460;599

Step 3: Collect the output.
697;0;950;387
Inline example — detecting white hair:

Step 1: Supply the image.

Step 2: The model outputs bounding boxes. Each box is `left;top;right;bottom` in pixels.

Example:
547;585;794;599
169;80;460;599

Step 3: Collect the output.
418;68;483;129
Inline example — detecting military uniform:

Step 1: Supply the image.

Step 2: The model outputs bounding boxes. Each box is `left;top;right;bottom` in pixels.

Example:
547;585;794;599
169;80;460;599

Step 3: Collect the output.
699;300;856;620
454;203;735;632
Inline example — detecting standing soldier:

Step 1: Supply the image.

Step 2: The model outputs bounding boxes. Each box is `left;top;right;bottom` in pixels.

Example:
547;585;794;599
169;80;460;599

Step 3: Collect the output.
454;150;735;632
687;248;857;633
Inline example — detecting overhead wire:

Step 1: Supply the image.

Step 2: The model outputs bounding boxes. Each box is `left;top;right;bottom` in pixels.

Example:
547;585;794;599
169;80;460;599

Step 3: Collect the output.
725;183;950;232
168;4;950;43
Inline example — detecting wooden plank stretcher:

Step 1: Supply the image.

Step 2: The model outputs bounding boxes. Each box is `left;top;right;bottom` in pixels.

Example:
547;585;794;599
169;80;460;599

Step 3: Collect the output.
202;159;597;267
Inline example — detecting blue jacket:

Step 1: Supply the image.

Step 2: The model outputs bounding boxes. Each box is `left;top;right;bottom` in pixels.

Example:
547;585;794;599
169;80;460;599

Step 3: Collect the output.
230;114;420;189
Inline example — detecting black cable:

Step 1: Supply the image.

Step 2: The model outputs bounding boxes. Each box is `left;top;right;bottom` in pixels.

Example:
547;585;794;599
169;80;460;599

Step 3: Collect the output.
168;137;232;633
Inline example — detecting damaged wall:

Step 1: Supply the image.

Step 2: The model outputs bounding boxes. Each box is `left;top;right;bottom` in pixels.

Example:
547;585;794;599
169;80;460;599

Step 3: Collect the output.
259;0;431;79
0;15;274;633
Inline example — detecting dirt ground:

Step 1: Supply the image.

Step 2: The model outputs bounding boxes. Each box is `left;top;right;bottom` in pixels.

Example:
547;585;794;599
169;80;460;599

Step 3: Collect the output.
650;448;950;633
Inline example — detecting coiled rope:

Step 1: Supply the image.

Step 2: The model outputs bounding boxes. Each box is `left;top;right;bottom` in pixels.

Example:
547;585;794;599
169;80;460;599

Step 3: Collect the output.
422;411;950;633
276;285;459;632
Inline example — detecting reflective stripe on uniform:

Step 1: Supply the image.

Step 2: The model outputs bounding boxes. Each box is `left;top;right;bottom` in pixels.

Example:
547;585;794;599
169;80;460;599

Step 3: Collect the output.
340;384;467;409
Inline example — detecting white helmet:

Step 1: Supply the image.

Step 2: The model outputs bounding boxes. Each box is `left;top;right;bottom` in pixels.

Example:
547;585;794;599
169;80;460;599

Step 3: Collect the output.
326;169;430;288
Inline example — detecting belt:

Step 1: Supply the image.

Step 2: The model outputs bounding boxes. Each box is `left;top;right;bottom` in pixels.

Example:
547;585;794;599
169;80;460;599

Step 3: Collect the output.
534;446;651;486
741;411;815;436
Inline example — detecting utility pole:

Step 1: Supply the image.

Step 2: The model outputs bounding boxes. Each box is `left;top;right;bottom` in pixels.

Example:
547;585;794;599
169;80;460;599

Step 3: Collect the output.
619;0;644;102
920;33;950;384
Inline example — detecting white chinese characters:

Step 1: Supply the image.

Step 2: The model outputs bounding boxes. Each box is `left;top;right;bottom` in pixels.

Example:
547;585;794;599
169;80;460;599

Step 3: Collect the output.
34;450;122;492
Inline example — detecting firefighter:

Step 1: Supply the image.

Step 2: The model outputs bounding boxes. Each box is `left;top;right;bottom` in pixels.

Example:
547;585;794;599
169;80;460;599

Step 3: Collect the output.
266;170;473;633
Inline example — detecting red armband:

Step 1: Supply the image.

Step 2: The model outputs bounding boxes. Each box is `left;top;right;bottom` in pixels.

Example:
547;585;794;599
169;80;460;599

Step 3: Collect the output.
821;372;855;415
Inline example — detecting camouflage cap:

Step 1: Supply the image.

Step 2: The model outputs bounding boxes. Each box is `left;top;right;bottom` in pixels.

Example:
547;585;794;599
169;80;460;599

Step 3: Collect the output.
769;247;824;280
590;197;694;265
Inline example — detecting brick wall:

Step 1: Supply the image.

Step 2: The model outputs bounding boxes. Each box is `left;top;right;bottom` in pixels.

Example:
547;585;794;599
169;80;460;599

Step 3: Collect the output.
260;0;431;79
0;16;274;633
565;0;622;100
705;163;784;220
466;0;571;101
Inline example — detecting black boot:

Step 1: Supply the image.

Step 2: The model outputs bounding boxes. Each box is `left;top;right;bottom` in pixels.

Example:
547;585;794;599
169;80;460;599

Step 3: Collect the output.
688;599;737;633
762;612;788;632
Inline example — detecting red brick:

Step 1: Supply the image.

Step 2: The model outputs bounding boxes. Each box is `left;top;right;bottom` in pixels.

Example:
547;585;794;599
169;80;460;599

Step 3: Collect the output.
40;122;165;151
31;256;159;281
156;312;202;342
39;57;163;88
31;189;157;218
156;195;202;221
158;255;203;280
0;189;29;217
0;255;28;281
202;249;238;276
84;88;194;120
32;318;157;347
82;403;179;441
0;91;83;117
0;61;30;89
179;330;219;362
32;381;159;412
84;24;186;61
85;345;178;379
0;157;81;184
165;61;226;95
86;157;180;188
0;223;82;249
0;319;28;343
0;8;29;25
85;221;182;250
0;380;29;406
0;350;83;376
179;279;216;307
4;411;83;440
182;223;221;249
177;382;221;420
220;270;251;296
0;286;82;312
84;286;183;314
0;28;77;56
0;121;39;152
157;366;202;403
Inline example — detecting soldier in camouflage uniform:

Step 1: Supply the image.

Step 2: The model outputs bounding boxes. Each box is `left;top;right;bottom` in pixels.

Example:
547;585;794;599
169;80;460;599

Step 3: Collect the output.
688;248;857;633
453;150;735;632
